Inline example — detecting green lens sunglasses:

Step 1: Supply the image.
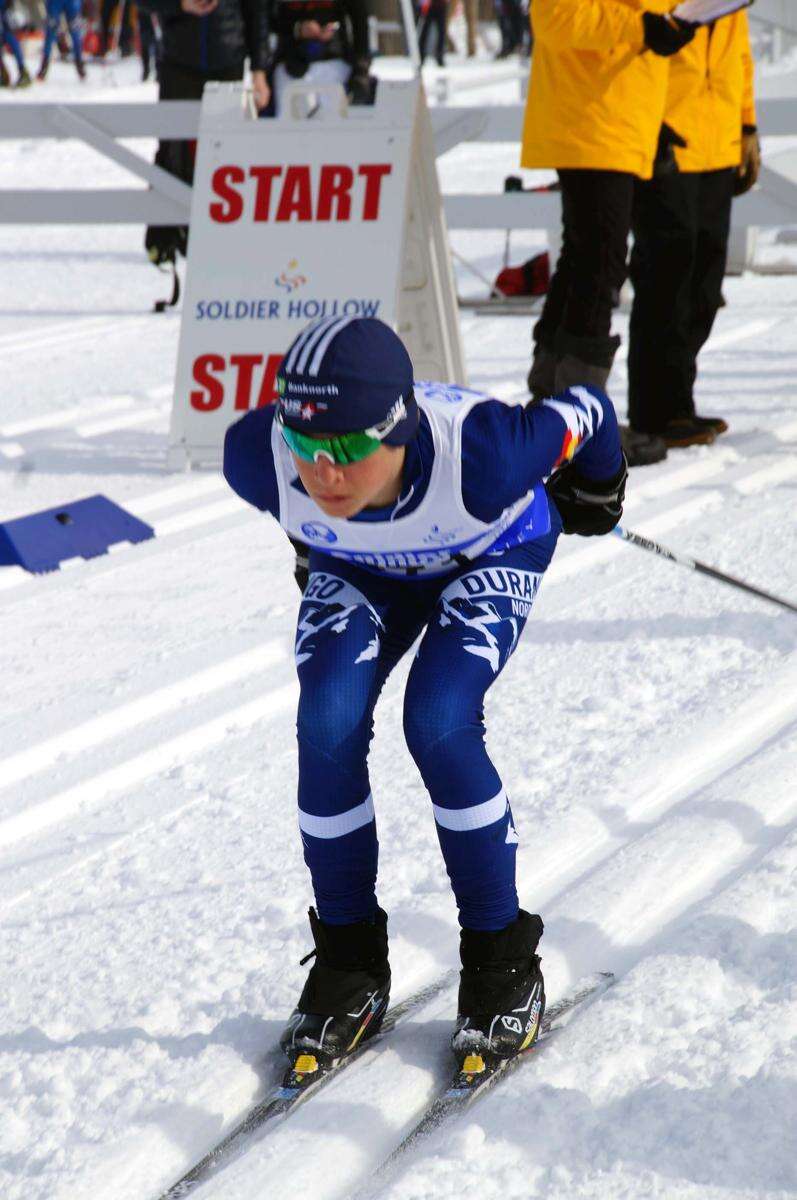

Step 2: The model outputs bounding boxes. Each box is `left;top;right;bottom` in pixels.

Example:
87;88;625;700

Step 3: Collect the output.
276;405;403;466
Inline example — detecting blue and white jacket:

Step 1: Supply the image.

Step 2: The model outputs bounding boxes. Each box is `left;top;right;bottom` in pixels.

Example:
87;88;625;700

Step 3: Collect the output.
223;381;622;578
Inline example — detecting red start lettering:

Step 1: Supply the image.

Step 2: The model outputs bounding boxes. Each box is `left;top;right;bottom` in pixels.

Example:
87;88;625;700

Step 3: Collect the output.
190;353;283;412
209;163;392;224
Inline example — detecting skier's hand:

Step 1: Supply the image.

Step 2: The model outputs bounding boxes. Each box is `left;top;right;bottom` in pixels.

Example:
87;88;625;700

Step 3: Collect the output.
181;0;218;14
642;12;696;56
291;539;310;593
546;454;627;537
251;69;270;112
735;126;761;196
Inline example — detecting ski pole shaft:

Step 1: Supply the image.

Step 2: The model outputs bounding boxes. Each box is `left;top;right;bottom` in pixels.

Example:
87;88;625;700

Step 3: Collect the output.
613;525;797;615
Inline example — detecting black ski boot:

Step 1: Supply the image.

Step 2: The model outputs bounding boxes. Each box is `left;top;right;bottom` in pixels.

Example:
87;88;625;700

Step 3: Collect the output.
452;910;545;1068
280;907;391;1069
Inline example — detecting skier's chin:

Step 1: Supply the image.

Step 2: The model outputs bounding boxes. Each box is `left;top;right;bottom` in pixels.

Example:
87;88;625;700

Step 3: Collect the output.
313;493;363;519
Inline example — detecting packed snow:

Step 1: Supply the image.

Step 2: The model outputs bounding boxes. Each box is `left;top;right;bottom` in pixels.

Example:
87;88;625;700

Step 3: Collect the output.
1;52;796;1200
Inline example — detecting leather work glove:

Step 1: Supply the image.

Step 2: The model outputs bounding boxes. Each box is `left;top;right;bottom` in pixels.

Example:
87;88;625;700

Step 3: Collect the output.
642;12;696;56
546;454;628;537
735;125;761;196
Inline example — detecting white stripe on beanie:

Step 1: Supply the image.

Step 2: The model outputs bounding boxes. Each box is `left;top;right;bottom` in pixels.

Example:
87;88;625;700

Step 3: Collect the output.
307;315;357;377
283;315;338;374
294;315;343;374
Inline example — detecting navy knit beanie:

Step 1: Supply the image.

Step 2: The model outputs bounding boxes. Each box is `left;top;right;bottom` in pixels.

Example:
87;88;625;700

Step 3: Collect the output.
277;316;418;445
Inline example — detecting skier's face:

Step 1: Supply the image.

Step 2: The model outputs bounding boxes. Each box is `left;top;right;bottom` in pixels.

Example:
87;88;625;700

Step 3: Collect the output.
292;440;405;519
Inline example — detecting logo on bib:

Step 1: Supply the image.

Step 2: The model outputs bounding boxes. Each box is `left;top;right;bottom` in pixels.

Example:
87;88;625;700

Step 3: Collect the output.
423;523;465;546
301;522;338;544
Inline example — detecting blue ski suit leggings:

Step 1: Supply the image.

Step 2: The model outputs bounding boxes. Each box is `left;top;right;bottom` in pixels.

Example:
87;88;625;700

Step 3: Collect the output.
294;529;559;931
1;0;25;74
41;0;83;69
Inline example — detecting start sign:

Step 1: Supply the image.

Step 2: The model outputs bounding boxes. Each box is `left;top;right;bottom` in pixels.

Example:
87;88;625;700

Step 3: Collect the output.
169;79;464;468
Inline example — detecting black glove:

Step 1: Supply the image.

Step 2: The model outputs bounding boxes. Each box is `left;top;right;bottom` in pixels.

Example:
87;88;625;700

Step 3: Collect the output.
653;121;687;176
347;70;376;106
546;454;628;537
734;125;761;196
290;537;310;593
642;12;696;57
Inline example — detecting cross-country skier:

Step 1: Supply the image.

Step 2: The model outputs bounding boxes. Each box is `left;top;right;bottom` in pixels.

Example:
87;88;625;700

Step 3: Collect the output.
223;316;626;1071
1;0;32;87
37;0;86;79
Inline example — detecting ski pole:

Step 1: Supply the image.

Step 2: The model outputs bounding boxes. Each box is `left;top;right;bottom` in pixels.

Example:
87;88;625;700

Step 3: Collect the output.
613;525;797;615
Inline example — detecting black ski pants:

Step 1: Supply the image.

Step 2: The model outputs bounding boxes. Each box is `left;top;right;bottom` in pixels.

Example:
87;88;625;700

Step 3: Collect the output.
533;168;635;368
147;59;244;261
628;167;735;433
417;0;447;66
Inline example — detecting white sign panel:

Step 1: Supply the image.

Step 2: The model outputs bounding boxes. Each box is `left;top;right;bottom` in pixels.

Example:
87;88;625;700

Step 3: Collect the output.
170;79;461;468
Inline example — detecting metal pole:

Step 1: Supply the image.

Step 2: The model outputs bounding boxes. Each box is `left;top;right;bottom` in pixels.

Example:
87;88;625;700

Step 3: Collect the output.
398;0;422;75
614;525;797;615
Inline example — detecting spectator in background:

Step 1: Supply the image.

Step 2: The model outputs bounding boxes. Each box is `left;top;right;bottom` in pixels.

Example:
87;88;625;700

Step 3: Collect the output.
138;2;159;78
268;0;373;113
520;0;697;467
460;0;476;56
1;0;32;85
493;0;523;58
139;0;270;268
417;0;446;67
37;0;85;78
627;11;758;448
100;0;133;55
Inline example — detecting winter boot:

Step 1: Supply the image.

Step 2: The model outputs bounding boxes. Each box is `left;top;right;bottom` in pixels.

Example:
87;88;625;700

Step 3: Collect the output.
526;342;558;403
280;907;391;1067
552;336;668;467
452;910;545;1065
621;425;668;467
690;414;728;436
552;331;620;395
662;416;717;447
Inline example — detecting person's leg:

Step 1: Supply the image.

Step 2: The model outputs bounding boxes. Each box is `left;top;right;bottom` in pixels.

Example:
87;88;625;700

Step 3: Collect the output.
296;562;429;924
417;6;431;61
146;60;206;264
403;533;557;931
686;167;735;427
528;170;577;399
552;168;634;392
493;0;510;56
138;6;154;79
464;0;477;56
2;5;27;78
100;0;112;52
119;0;132;54
39;0;64;75
628;169;699;433
508;0;524;49
65;0;84;74
434;0;446;65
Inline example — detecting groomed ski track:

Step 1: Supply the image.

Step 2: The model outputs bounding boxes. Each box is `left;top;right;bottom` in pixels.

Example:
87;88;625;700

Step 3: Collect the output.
2;58;797;1200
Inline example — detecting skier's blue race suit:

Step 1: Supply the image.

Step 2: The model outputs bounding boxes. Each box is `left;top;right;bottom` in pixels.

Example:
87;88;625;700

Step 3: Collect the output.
224;382;622;930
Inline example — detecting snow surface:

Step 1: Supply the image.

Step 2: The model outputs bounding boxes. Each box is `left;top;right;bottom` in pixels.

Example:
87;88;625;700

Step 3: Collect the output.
1;53;796;1200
